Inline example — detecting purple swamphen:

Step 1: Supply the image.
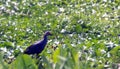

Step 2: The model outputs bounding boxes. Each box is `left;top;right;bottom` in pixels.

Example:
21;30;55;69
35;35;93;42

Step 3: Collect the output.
24;31;52;55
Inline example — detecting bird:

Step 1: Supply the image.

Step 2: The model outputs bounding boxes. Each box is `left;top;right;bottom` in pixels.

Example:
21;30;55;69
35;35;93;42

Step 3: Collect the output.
24;31;52;55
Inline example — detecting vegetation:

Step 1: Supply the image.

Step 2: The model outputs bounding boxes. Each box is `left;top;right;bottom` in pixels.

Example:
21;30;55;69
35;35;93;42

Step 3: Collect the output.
0;0;120;69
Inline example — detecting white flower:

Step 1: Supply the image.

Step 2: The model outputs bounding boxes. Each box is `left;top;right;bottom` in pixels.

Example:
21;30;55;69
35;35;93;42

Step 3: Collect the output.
59;7;65;12
45;12;48;15
71;44;76;47
54;41;59;45
101;49;106;54
0;47;7;52
61;29;66;33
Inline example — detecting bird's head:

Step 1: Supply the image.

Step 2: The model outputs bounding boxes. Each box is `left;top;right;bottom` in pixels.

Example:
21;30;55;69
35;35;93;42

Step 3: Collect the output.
44;31;52;36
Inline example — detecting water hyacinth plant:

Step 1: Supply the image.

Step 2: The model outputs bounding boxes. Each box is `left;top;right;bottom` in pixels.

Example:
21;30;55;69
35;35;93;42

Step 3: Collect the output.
0;0;120;69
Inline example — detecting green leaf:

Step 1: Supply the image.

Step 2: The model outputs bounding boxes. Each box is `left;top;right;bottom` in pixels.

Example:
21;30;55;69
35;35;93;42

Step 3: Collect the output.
10;54;37;69
0;53;8;69
53;48;60;63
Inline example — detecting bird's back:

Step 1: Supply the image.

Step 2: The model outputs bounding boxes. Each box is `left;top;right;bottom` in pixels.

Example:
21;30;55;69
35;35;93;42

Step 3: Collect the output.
24;40;47;55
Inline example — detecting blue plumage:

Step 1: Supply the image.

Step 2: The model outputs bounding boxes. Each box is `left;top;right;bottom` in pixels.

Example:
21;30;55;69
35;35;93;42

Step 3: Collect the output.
24;31;52;55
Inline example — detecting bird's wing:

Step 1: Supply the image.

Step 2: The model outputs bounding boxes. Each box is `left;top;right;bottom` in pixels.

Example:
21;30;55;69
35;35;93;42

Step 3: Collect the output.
24;44;35;53
24;40;44;54
33;40;43;45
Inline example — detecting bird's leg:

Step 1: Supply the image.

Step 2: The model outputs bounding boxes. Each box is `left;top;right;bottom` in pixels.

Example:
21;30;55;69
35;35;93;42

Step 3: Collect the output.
35;54;40;59
36;56;44;69
36;54;42;63
35;54;44;69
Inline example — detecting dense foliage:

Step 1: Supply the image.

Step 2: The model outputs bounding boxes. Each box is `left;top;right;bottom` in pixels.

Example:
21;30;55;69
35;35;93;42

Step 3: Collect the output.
0;0;120;69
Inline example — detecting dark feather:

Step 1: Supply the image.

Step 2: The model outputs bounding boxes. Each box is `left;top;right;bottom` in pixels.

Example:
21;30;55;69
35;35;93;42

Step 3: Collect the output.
24;31;52;55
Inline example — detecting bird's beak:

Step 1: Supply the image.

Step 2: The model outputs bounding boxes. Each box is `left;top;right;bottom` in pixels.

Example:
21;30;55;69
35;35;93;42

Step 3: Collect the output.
49;33;52;35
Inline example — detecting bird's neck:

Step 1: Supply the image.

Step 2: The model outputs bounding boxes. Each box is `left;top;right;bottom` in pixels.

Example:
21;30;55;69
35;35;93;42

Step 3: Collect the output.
43;35;48;42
